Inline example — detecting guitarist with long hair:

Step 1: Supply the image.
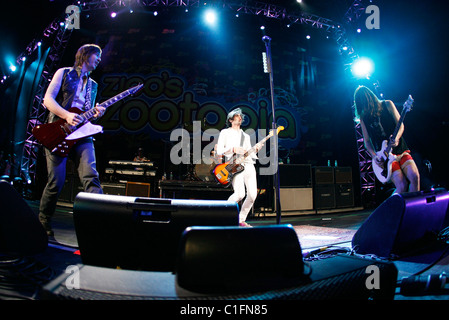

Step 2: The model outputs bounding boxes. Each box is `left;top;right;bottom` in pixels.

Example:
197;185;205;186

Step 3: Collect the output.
354;85;420;194
38;44;105;236
216;108;262;227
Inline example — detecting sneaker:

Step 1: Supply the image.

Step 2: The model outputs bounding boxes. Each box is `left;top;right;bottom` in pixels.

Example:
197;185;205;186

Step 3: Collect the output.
239;221;252;227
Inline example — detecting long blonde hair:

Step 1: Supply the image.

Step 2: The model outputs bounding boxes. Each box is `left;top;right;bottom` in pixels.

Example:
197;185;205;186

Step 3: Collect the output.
353;85;382;122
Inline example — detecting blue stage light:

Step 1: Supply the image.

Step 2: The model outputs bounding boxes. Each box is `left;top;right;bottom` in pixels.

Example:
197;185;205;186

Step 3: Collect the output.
351;57;374;78
204;9;217;26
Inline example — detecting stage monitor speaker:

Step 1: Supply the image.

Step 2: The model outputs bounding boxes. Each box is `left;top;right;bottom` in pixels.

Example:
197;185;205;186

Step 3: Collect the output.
41;254;397;301
73;192;239;272
0;181;48;256
279;164;312;187
176;225;306;293
352;188;449;258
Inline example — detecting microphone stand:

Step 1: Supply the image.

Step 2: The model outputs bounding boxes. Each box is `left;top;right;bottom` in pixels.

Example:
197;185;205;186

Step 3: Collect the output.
262;35;281;224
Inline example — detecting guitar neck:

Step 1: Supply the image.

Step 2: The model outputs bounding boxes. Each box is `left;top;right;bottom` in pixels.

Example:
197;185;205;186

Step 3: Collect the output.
386;106;409;153
80;87;136;122
236;133;273;164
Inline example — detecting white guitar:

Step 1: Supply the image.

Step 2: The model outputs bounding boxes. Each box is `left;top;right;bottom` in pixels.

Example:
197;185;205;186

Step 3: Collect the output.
372;95;414;184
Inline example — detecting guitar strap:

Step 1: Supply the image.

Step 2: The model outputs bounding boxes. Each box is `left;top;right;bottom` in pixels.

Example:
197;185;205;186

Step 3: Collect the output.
84;79;92;111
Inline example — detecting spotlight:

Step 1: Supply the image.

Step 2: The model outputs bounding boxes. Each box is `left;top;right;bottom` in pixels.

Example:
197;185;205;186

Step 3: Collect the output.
9;65;16;72
37;41;42;46
111;12;117;18
154;11;158;16
351;57;374;79
204;9;217;26
306;35;311;39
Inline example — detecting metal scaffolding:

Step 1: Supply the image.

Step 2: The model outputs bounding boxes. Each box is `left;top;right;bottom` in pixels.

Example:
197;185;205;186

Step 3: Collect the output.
20;16;74;193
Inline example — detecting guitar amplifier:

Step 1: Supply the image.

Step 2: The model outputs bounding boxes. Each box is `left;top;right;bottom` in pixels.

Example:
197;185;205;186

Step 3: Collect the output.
314;184;336;210
313;167;334;185
126;182;151;197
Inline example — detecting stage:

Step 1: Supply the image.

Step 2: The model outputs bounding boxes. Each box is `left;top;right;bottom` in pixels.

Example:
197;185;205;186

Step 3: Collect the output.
1;194;447;303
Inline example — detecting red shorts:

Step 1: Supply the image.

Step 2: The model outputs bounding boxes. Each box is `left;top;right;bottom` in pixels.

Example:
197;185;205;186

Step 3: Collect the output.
391;151;413;173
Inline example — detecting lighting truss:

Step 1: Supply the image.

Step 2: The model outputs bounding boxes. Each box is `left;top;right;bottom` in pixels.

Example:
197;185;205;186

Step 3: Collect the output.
20;17;74;192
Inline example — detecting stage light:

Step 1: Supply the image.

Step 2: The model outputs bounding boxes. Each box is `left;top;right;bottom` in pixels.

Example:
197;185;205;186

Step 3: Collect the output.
204;9;217;26
37;41;42;47
9;65;16;72
111;12;117;18
351;57;374;79
306;35;311;39
154;11;158;16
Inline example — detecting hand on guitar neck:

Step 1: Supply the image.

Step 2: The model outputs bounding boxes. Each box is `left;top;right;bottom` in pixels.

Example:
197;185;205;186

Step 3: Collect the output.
65;104;105;126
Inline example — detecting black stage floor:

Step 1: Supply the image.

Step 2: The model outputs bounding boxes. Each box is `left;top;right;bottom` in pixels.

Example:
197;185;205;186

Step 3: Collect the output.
2;195;449;303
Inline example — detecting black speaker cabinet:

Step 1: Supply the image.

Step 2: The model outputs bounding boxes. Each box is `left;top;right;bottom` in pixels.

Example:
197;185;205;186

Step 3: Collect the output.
279;164;312;187
335;184;354;208
176;225;305;293
352;188;449;258
314;184;336;209
0;181;47;255
73;192;239;272
41;254;397;301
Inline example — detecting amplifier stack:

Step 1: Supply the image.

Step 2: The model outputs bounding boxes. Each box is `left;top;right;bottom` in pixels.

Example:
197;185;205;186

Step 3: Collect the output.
313;166;354;210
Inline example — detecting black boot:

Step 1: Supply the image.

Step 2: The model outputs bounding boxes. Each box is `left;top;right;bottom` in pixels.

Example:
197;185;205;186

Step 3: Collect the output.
39;213;54;237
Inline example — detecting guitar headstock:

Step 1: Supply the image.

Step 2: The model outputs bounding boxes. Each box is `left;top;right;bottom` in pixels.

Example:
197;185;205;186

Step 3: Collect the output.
403;94;414;112
130;83;144;95
268;126;285;137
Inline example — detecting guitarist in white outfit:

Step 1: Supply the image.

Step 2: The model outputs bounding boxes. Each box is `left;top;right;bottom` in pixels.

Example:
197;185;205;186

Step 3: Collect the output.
354;86;420;194
216;109;261;227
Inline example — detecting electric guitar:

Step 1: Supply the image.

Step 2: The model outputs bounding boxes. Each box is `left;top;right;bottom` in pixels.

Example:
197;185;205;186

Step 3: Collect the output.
212;126;284;186
32;83;143;157
372;95;414;184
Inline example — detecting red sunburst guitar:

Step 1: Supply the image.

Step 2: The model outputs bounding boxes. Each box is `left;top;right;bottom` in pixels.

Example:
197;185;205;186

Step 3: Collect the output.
372;95;414;184
212;126;284;186
32;83;143;157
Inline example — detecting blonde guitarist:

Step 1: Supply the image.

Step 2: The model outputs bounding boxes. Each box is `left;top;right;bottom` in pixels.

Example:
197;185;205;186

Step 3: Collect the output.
354;86;420;194
216;108;263;227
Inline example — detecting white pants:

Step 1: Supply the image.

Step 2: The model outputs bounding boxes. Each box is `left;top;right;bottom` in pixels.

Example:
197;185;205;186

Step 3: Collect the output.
228;163;257;223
